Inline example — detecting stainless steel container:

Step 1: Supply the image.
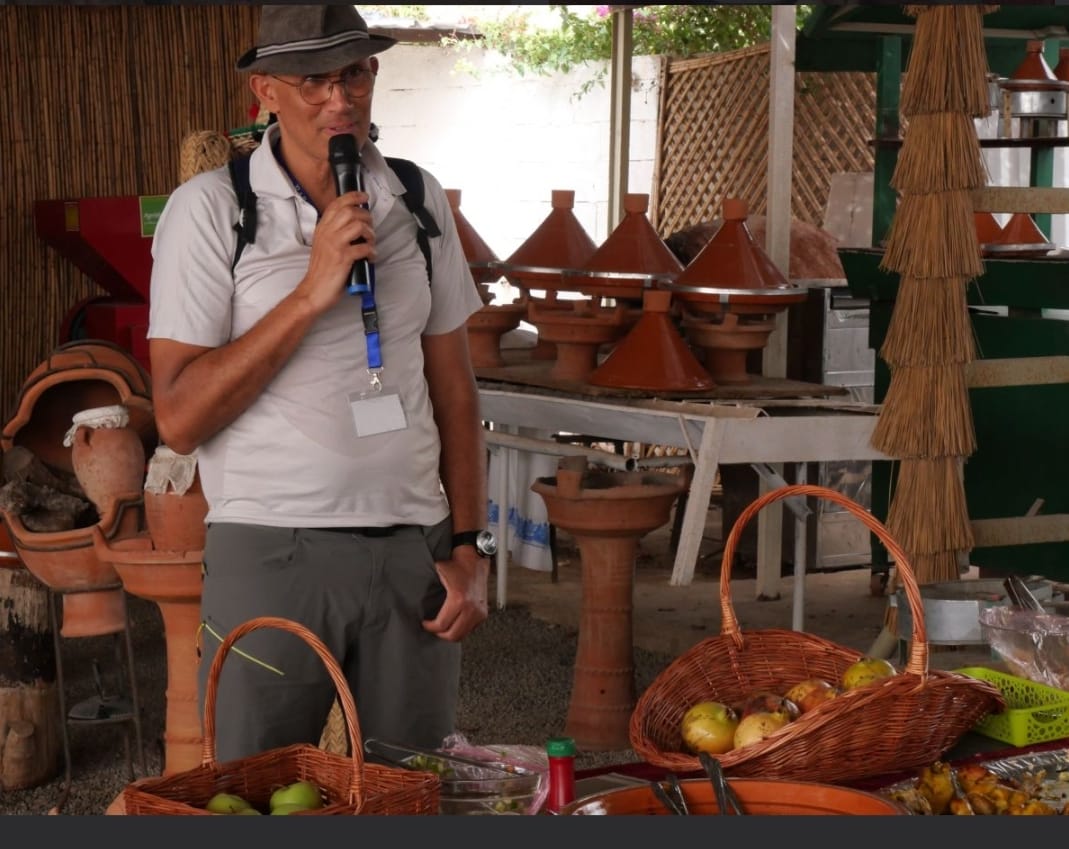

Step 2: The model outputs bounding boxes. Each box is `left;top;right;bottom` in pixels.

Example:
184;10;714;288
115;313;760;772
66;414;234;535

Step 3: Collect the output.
894;576;1055;646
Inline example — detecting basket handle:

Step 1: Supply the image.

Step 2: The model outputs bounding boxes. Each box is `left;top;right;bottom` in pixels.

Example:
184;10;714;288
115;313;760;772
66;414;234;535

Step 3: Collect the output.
718;484;929;677
201;615;367;808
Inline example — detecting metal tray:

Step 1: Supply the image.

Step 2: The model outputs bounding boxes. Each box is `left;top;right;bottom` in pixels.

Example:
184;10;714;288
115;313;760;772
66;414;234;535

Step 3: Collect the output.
881;749;1069;811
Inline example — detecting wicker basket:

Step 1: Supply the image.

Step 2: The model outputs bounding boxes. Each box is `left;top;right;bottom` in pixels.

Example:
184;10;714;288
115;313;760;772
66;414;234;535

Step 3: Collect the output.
123;616;440;815
628;484;1006;784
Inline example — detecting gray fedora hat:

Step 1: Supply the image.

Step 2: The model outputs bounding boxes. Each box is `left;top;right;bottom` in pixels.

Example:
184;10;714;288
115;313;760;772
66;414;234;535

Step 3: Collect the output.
236;5;396;75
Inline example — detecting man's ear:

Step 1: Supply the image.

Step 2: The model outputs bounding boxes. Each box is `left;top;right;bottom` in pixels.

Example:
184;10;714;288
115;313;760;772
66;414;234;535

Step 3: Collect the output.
370;56;379;75
248;74;277;114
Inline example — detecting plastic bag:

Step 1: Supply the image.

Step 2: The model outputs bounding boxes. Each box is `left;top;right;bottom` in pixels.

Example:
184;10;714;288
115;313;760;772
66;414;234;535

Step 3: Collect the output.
439;733;550;814
980;606;1069;691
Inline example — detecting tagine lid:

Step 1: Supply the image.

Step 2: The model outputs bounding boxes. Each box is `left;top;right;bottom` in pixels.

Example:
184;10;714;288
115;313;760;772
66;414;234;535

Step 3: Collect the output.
445;188;501;289
665;198;806;306
1002;39;1069;92
565;194;683;300
588;289;715;392
499;190;598;288
983;211;1055;257
974;210;1004;246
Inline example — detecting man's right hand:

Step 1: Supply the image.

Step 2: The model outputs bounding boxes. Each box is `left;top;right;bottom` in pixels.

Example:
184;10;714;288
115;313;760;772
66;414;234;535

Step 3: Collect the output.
300;190;377;313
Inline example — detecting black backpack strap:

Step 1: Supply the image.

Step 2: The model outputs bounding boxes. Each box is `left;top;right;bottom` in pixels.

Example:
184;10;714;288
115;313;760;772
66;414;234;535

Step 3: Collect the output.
227;154;257;274
385;156;440;284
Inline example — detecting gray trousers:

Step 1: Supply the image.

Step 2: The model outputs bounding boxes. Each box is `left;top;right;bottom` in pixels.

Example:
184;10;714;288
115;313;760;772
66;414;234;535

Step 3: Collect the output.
197;518;460;762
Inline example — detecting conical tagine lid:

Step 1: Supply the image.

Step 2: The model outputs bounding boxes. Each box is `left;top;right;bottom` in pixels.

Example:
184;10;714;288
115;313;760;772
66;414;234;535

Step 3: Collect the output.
673;198;789;291
570;194;683;300
445;189;500;289
501;190;598;291
974;211;1003;244
998;212;1051;246
588;290;715;391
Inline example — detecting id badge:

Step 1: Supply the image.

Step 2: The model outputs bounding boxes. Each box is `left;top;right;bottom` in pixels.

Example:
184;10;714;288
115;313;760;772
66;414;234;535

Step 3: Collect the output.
348;389;407;437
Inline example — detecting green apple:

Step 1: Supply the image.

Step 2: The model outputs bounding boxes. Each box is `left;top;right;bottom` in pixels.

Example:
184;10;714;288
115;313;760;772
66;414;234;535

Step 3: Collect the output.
269;780;323;812
235;807;263;816
270;802;311;816
205;792;253;814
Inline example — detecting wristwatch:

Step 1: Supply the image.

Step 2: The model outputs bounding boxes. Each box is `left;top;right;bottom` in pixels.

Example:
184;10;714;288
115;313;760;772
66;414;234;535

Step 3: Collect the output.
452;529;498;558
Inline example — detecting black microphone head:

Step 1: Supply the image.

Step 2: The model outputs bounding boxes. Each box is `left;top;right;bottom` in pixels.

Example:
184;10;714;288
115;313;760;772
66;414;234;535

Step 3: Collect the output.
328;133;359;166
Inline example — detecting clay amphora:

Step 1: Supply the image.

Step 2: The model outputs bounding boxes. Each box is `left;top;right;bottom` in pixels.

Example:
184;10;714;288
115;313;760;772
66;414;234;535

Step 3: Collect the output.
69;406;146;515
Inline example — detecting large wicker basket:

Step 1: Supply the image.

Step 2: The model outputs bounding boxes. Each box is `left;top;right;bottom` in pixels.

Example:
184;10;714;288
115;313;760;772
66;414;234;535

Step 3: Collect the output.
123;616;440;815
628;484;1005;784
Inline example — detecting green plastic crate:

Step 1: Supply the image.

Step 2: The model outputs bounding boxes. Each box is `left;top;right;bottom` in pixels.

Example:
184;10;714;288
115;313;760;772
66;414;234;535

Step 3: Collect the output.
956;666;1069;747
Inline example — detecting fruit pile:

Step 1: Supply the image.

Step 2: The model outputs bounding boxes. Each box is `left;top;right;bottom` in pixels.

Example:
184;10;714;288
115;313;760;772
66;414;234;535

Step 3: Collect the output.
678;656;897;755
202;780;325;816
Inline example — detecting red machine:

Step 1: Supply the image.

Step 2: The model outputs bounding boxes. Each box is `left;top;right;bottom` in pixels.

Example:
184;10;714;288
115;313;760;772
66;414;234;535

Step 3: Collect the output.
35;194;169;374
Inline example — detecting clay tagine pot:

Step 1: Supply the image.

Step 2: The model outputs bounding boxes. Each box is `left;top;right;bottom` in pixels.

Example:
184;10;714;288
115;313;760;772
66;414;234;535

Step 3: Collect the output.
663;198;808;384
588;288;715;392
563;193;683;302
531;457;687;751
526;299;636;383
975;210;1004;254
983;211;1055;258
498;190;599;360
93;527;204;776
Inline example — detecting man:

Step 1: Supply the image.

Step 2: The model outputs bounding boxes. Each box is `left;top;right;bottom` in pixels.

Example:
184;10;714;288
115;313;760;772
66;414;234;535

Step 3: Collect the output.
148;5;493;760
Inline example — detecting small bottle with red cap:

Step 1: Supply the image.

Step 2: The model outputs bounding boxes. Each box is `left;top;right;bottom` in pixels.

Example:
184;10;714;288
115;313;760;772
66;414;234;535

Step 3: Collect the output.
543;736;577;814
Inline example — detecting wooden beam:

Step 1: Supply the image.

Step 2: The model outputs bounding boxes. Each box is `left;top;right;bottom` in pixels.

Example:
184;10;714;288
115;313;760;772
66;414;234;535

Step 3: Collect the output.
966;356;1069;388
971;186;1069;214
971;514;1069;548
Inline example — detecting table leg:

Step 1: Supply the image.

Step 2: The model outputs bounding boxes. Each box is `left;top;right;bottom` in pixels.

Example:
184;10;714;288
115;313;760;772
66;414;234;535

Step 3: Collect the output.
493;433;511;610
669;421;724;586
791;462;807;631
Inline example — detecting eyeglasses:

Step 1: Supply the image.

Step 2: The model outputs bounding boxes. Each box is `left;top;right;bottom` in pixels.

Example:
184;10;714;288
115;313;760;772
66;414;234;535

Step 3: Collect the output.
271;66;376;106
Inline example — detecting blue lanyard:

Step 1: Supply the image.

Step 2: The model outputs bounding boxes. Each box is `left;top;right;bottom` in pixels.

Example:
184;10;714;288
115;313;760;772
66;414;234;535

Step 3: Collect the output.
275;144;384;378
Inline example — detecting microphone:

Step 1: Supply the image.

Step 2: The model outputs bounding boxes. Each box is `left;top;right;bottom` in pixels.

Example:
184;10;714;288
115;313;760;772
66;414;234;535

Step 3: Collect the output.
327;134;373;294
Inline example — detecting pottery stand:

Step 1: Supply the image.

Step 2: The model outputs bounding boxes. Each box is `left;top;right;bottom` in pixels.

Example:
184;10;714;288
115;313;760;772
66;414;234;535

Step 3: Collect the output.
531;458;687;750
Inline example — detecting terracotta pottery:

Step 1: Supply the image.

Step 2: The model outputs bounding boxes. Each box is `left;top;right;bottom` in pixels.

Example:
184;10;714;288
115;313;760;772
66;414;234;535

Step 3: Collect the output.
562;776;908;815
526;299;636;382
94;528;204;775
444;188;502;294
1055;47;1069;83
974;211;1003;245
565;194;683;301
1;340;155;475
143;448;209;553
661;199;808;384
465;301;527;368
70;412;146;516
2;494;142;637
531;459;687;751
588;289;715;392
499;190;599;295
1003;39;1061;91
681;312;778;385
984;212;1055;258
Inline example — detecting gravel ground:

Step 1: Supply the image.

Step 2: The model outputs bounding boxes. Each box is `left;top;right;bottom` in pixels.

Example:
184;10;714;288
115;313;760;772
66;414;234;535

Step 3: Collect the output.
0;594;672;816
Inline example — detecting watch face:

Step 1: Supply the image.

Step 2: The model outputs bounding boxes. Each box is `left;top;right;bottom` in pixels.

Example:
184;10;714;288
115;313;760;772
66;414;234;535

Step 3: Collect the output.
476;529;498;557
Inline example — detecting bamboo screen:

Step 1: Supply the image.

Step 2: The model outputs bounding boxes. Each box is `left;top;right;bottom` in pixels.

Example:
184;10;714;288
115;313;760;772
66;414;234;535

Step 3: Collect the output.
0;5;258;423
651;43;877;238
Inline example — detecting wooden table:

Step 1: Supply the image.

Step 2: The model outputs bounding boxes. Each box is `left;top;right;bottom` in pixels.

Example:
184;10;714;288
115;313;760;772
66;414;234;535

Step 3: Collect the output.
477;360;888;623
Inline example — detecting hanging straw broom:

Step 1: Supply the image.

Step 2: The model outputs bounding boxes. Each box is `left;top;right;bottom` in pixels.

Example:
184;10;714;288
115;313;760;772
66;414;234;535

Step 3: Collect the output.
891;113;990;194
880;276;976;367
880;191;984;280
901;5;995;118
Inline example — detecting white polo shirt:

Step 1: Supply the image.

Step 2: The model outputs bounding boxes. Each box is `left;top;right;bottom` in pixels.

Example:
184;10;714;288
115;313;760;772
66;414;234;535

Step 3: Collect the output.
148;124;482;528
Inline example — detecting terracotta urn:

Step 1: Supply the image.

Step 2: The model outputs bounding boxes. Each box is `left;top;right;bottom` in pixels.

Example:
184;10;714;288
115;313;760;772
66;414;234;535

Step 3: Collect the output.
143;447;208;553
531;457;687;751
68;406;146;516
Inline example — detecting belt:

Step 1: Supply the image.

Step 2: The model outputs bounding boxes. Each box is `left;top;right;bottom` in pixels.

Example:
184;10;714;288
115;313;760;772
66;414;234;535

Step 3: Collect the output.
315;525;412;538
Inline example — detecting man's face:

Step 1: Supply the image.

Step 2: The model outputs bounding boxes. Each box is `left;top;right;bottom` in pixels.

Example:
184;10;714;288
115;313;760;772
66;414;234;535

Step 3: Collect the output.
251;57;378;167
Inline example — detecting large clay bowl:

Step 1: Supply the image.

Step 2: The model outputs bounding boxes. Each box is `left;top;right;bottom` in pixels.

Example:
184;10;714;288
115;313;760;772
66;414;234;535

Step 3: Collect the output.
562;777;908;815
1;340;155;474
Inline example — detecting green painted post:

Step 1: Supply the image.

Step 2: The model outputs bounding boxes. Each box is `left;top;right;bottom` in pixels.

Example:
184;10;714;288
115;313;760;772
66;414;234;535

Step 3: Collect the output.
872;36;902;248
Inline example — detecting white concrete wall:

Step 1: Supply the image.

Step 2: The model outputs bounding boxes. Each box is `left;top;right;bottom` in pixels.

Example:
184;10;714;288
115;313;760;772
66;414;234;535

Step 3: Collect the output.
371;44;663;258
